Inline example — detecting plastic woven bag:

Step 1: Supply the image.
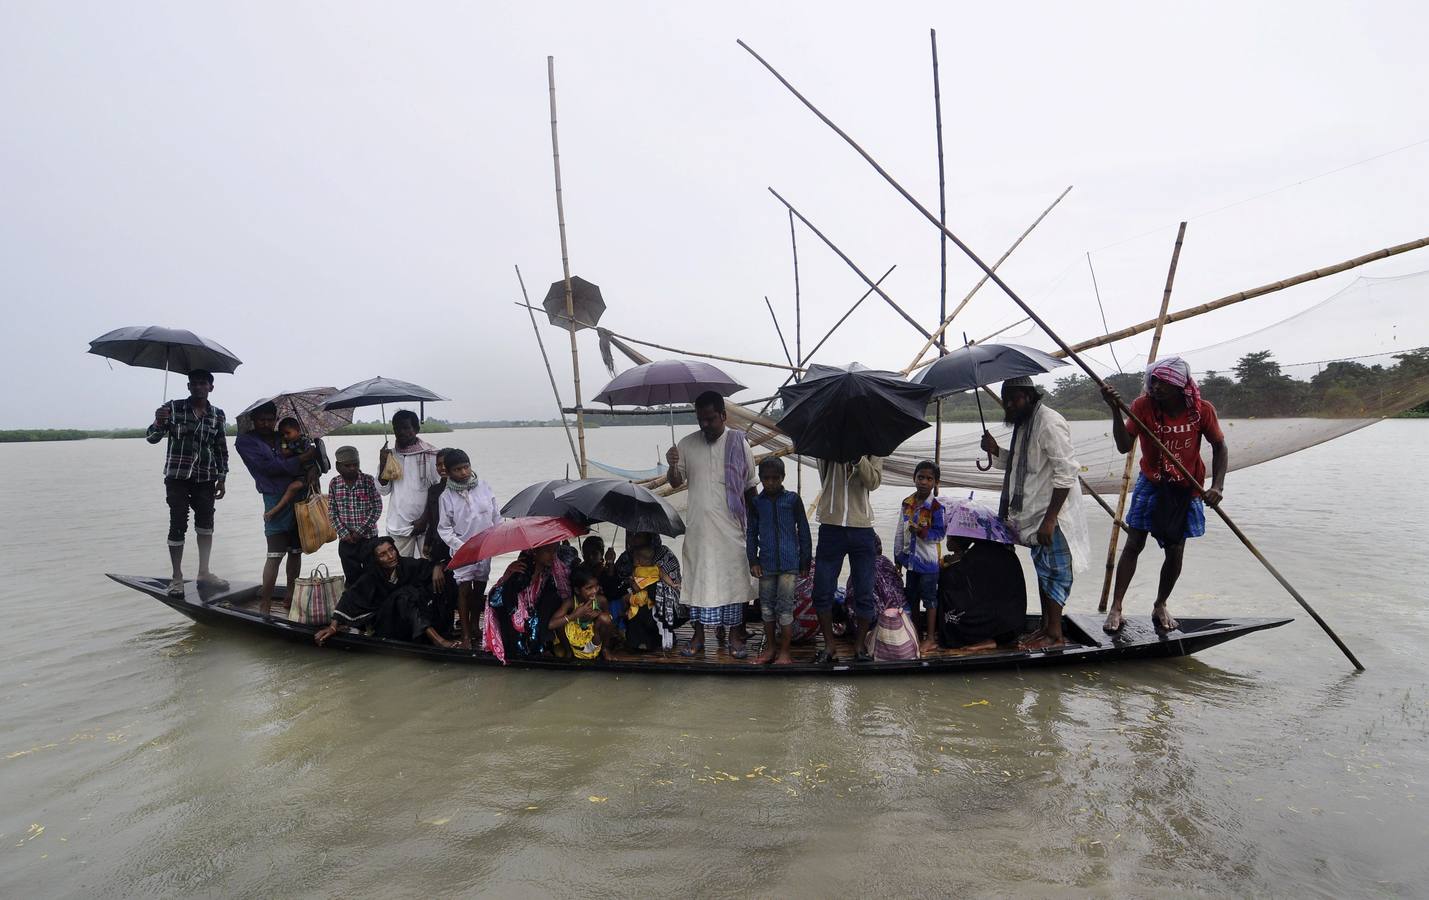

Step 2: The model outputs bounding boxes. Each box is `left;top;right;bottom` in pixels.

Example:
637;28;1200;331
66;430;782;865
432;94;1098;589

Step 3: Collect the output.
289;563;343;624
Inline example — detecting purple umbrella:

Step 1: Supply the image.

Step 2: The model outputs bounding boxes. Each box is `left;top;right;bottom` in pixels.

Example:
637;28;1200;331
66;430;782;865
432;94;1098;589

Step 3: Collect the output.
593;359;745;441
944;498;1018;544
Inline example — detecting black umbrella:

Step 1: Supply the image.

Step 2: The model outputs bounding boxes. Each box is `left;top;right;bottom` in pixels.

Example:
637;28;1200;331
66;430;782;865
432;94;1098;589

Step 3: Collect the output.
552;478;685;537
913;341;1066;397
543;275;606;331
322;376;449;443
776;363;934;462
500;478;591;525
88;325;242;402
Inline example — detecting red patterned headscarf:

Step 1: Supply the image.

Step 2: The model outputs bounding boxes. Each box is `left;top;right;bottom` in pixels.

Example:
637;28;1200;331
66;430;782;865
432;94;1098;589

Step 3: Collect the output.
1146;356;1201;425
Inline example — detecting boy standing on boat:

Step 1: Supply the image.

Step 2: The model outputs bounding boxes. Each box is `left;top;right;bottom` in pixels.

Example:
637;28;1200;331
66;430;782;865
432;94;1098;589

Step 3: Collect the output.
746;456;812;665
981;376;1089;649
377;410;440;558
666;391;758;658
894;460;948;650
1100;357;1228;633
327;446;382;585
436;449;501;649
147;368;230;597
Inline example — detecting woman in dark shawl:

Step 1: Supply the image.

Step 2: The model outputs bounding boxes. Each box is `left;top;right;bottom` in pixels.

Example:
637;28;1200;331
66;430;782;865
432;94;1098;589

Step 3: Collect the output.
314;537;459;648
612;531;685;650
484;543;570;661
935;536;1027;651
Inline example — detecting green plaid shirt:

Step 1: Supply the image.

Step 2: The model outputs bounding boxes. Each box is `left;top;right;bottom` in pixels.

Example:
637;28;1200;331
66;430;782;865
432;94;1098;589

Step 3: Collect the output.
146;399;229;482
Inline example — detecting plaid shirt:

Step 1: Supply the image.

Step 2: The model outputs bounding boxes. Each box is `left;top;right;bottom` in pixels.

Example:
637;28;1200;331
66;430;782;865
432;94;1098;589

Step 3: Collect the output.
328;472;382;540
146;398;229;482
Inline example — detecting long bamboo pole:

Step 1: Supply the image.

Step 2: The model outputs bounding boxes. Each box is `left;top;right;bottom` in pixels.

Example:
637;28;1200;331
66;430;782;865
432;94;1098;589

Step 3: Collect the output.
547;56;587;478
904;185;1074;374
931;28;948;478
516;264;580;470
764;296;794;367
739;38;1365;671
771;189;933;340
789;209;802;495
1056;235;1429;359
514;303;801;372
1098;222;1186;613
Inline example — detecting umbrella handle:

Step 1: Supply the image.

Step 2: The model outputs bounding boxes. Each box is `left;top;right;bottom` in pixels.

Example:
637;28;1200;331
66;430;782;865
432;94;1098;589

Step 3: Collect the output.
976;453;993;472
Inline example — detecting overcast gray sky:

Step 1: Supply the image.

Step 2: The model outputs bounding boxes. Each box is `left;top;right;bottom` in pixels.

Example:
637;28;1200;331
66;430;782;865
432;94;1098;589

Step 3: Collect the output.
2;0;1427;428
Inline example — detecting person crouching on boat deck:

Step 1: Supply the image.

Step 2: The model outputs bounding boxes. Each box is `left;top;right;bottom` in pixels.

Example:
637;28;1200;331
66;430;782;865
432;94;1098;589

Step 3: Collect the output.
377;410;440;558
314;537;458;648
1100;357;1227;634
936;532;1027;652
236;402;318;617
813;454;885;662
665;391;759;659
328;446;381;585
980;376;1090;650
894;460;948;646
486;544;570;659
746;456;812;666
147;368;229;597
436;449;501;649
550;567;615;662
613;531;684;651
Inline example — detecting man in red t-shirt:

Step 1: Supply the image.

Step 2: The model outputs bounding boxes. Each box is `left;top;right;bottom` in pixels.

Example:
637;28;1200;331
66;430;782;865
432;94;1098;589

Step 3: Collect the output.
1100;357;1228;634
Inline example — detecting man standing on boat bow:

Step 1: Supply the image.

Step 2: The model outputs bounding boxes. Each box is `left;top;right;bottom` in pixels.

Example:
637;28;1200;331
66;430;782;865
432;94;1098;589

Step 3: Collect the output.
666;391;758;658
1101;357;1227;634
147;368;229;597
378;410;440;558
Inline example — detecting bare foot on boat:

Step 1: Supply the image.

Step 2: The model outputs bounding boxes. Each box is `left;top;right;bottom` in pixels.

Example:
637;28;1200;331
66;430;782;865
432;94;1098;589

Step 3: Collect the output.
1019;627;1046;645
772;651;794;665
1152;603;1178;632
918;638;940;656
1103;608;1124;633
678;639;704;658
1020;633;1069;650
259;598;273;618
753;645;776;665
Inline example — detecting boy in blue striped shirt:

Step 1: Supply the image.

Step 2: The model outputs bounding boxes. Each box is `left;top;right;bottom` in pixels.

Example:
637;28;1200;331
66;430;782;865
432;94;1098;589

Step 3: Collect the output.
893;460;947;650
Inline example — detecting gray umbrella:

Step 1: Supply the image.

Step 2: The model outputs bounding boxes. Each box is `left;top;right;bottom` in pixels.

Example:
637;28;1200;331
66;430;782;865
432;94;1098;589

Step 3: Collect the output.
913;342;1067;398
552;478;685;537
88;325;242;402
500;478;591;525
322;376;449;410
543;275;606;330
593;358;745;443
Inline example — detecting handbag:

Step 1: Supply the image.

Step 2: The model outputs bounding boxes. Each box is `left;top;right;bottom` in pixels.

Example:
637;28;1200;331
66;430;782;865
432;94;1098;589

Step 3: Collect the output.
289;563;344;625
379;442;403;481
295;489;339;554
871;604;921;661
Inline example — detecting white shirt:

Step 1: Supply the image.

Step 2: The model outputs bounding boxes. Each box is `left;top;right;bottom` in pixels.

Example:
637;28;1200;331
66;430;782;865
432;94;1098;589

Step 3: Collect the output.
672;428;758;609
438;481;501;582
377;446;439;537
991;404;1090;573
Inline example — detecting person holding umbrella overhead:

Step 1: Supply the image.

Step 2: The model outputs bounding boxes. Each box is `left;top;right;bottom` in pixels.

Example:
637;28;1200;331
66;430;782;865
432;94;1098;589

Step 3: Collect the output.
146;369;230;597
665;392;758;658
980;376;1090;649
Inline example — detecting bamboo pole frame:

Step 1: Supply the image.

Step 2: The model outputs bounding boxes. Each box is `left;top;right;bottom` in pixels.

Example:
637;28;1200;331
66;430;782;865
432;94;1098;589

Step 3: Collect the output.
1098;222;1186;613
739;37;1364;670
903;185;1074;374
548;57;588;478
516;264;581;471
931;28;948;478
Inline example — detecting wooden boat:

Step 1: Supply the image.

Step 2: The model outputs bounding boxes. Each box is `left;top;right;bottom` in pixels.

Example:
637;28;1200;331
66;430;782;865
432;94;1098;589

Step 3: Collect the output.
111;574;1290;675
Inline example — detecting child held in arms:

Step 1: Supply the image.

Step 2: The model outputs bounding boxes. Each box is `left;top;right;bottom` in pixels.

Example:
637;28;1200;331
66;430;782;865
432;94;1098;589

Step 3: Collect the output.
893;460;948;652
746;457;812;665
551;567;615;661
263;417;323;521
436;449;501;649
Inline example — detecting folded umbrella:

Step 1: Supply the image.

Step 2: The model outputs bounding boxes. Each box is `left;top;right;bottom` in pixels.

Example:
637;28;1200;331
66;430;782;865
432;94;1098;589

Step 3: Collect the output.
913;342;1066;398
776;364;934;462
552;478;685;537
450;516;587;569
237;387;353;437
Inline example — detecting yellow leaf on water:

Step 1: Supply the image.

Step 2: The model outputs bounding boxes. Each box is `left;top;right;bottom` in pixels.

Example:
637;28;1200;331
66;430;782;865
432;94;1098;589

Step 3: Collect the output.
525;806;539;811
588;796;608;803
962;700;990;708
425;817;451;826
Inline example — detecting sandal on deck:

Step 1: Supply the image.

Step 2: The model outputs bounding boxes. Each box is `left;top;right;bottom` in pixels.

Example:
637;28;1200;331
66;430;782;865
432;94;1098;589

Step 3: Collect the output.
812;649;836;665
166;578;185;597
678;642;704;658
197;573;230;591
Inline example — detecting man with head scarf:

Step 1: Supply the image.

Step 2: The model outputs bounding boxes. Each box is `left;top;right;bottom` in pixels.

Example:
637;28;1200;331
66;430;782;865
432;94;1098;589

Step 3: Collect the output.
980;376;1090;649
1101;357;1228;633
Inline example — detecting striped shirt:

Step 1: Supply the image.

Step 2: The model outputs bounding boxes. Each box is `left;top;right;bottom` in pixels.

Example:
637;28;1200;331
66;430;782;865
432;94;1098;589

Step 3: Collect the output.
145;399;229;482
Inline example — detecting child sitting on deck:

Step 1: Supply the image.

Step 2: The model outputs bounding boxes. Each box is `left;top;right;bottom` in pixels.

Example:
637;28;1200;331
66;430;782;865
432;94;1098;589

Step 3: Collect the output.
551;567;614;661
262;417;323;521
745;457;812;666
893;460;947;647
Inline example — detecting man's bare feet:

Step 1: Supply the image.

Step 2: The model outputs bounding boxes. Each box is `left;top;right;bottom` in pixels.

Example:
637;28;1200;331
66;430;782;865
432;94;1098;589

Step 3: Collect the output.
918;638;940;656
1103;608;1124;633
772;651;794;665
1152;603;1179;632
259;599;273;618
753;646;776;665
1021;633;1068;650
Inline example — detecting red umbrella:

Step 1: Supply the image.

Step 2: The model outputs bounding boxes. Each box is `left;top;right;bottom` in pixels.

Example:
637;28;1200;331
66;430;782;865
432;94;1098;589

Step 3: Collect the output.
450;516;587;569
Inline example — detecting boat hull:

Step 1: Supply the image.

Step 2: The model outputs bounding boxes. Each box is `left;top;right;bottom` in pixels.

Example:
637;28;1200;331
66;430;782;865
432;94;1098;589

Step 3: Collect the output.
109;574;1291;676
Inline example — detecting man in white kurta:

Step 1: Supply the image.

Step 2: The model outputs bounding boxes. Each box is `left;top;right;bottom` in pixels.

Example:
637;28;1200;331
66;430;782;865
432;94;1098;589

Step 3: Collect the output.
665;393;758;657
982;376;1090;649
377;410;440;558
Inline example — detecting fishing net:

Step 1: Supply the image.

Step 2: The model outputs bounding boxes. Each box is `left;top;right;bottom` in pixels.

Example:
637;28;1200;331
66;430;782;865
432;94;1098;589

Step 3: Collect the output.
728;271;1429;494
